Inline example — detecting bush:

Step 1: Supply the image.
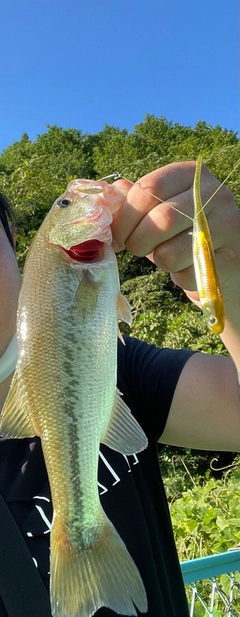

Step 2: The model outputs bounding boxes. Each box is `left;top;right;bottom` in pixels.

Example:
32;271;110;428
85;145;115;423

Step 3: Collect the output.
168;464;240;562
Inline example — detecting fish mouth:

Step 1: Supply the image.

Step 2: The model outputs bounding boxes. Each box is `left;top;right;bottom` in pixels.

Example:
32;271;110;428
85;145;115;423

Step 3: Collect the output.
63;240;104;262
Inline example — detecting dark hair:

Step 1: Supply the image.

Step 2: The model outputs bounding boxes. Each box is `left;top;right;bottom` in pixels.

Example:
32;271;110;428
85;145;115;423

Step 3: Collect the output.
0;193;16;249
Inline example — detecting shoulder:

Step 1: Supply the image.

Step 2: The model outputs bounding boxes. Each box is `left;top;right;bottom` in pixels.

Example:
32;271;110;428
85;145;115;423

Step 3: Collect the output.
118;335;194;387
117;336;195;439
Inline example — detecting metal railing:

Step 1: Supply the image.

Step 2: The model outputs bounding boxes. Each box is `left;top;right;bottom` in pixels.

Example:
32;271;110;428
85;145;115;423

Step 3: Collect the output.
180;550;240;616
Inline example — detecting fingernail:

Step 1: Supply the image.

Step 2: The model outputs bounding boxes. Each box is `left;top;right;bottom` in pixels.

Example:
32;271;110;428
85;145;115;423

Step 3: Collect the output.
111;239;120;252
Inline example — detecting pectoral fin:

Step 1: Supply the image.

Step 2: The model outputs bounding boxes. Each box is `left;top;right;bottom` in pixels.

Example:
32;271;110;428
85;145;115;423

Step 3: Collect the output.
101;389;148;455
0;369;36;439
74;271;102;316
117;293;132;325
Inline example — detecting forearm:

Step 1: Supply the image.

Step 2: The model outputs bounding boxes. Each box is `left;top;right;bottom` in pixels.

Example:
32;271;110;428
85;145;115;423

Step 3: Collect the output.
218;210;240;379
0;328;18;410
220;294;240;382
0;228;21;410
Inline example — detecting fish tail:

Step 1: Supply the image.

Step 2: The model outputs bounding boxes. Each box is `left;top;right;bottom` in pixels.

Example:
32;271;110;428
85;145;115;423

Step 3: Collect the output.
50;512;148;617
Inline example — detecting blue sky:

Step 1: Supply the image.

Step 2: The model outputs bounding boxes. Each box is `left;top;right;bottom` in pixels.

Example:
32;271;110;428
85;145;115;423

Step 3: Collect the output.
0;0;239;153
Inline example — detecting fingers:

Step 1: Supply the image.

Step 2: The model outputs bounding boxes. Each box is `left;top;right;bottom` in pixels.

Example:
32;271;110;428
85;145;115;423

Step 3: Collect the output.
170;244;238;297
112;162;195;251
149;228;194;273
112;161;224;254
112;161;236;267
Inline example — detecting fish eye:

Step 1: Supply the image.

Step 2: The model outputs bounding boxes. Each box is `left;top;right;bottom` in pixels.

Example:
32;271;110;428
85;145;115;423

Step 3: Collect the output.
57;198;72;208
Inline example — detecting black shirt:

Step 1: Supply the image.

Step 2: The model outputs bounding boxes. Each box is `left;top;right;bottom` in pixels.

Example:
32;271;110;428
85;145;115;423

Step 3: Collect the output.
0;337;194;616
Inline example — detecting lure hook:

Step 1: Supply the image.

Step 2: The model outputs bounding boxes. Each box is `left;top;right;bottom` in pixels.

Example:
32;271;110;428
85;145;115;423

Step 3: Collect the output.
98;172;122;182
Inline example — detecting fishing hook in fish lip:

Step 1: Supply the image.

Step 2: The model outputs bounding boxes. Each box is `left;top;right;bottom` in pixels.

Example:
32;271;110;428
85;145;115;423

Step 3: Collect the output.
72;174;123;202
98;172;123;182
67;174;123;204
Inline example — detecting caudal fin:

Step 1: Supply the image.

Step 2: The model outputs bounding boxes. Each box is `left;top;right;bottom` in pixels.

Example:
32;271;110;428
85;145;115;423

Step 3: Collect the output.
50;512;147;617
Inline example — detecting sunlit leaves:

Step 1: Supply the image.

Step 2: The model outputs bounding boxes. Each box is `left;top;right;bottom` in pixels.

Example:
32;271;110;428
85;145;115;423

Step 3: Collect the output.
169;465;240;561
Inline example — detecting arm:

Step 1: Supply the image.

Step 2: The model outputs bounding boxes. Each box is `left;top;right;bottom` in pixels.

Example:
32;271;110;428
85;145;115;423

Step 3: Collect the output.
0;221;21;410
112;161;240;452
161;352;240;451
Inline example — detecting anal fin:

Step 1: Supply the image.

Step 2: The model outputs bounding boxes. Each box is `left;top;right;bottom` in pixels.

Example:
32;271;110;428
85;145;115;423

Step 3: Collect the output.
101;389;148;455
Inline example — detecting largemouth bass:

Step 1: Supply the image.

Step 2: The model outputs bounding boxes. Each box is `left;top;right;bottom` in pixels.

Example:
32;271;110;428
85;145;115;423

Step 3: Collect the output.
0;179;148;617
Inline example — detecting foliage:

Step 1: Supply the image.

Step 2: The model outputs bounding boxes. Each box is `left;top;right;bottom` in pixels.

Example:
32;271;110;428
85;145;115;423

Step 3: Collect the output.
162;453;240;614
117;250;156;283
120;269;228;355
120;269;185;346
162;309;227;354
159;446;236;494
169;464;240;561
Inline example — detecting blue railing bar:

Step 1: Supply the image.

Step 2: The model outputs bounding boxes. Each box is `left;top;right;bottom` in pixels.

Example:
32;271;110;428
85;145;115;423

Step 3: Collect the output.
180;550;240;584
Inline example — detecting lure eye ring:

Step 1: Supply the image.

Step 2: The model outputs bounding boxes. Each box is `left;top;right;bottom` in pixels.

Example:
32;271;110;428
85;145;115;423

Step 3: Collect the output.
209;316;218;326
57;198;72;208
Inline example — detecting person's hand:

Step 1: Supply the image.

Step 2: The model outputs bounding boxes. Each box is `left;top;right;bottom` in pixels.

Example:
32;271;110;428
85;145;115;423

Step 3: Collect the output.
112;161;240;309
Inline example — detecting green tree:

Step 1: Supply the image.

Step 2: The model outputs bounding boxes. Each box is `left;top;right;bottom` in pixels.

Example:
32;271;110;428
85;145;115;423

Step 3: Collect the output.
92;124;135;179
169;121;238;162
0;133;33;175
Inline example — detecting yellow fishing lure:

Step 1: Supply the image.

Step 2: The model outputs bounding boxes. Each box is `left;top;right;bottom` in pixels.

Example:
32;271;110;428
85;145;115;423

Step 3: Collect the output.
192;155;225;334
